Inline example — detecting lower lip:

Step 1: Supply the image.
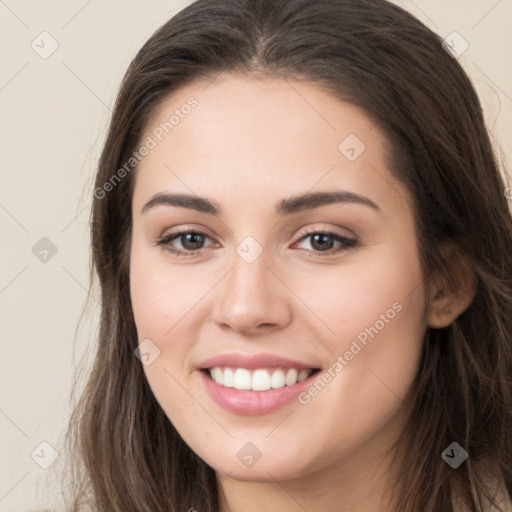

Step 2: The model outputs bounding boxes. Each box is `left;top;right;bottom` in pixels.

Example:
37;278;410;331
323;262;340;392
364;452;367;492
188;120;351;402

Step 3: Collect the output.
198;369;319;415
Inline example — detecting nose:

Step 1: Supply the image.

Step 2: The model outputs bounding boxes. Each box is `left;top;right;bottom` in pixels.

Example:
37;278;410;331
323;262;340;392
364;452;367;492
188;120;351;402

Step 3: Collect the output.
211;248;292;337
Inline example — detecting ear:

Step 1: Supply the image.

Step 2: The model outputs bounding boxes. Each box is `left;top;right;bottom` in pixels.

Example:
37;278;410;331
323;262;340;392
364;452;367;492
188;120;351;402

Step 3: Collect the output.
427;244;478;329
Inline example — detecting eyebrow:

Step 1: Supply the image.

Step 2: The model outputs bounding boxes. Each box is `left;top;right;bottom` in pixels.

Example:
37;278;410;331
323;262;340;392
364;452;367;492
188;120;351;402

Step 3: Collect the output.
141;190;381;216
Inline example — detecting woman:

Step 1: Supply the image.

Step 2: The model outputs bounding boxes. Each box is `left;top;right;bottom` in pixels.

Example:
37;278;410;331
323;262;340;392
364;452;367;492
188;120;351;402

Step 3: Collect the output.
62;0;512;510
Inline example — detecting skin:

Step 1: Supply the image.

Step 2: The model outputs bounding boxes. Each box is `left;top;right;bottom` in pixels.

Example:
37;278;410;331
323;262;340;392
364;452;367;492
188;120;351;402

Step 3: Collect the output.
129;73;475;512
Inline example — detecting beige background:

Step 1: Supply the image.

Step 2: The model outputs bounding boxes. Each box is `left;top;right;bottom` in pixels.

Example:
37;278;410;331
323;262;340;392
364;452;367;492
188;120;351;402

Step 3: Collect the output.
1;1;511;510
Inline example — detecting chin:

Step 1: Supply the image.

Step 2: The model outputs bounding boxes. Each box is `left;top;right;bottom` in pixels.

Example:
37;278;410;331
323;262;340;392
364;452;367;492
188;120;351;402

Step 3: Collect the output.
201;446;316;483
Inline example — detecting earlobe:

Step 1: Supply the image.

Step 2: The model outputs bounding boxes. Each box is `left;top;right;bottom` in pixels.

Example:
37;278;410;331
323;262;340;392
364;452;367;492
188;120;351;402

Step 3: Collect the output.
426;247;478;329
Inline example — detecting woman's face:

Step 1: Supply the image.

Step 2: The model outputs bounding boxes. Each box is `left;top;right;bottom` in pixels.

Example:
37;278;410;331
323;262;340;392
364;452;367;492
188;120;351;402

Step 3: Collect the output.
130;73;428;482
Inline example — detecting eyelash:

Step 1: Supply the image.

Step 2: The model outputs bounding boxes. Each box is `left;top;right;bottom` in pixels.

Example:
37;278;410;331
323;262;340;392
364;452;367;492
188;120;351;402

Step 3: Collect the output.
154;228;358;258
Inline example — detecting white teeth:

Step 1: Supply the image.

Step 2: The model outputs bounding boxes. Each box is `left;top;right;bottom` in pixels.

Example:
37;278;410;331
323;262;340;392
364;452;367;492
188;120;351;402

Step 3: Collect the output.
285;368;298;386
223;368;234;387
270;369;285;389
208;367;315;391
233;368;252;390
252;369;271;391
212;367;224;385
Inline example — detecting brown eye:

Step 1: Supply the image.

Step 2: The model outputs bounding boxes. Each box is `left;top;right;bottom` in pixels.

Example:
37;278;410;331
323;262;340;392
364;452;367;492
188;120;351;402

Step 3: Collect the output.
293;229;357;256
155;230;214;257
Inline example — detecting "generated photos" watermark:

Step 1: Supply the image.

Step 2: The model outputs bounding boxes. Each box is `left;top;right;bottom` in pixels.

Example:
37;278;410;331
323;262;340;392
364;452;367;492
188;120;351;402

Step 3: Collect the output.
298;301;403;405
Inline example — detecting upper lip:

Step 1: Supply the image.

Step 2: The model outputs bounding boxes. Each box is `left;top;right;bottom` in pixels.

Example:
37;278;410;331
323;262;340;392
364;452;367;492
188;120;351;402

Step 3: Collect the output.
198;352;321;370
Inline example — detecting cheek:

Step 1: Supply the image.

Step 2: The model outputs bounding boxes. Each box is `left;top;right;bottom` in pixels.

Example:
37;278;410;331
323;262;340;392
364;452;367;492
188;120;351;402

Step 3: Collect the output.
129;255;201;431
129;247;211;404
298;235;427;412
129;246;199;339
297;235;426;351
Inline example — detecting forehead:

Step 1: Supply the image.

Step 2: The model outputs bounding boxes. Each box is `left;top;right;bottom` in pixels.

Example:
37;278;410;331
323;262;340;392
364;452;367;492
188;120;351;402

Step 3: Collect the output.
132;73;409;216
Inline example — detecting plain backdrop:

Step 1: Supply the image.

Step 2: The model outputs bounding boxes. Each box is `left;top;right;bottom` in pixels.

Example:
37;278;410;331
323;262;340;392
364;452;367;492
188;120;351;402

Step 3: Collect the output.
1;0;511;509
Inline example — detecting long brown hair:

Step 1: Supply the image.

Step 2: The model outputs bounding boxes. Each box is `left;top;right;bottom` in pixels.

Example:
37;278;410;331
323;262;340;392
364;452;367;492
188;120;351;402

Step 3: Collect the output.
60;0;512;510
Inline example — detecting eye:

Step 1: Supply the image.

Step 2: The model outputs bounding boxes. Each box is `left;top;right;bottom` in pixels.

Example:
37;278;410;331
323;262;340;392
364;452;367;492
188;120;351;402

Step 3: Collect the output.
154;228;358;258
155;230;215;257
292;228;358;257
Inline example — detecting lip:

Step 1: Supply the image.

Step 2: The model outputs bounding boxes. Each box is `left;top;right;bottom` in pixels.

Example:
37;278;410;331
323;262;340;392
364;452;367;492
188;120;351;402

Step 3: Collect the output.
198;368;320;415
197;352;320;370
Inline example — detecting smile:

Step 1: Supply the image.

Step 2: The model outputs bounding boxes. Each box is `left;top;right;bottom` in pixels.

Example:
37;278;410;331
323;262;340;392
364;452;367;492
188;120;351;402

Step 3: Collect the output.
198;367;323;416
206;367;315;391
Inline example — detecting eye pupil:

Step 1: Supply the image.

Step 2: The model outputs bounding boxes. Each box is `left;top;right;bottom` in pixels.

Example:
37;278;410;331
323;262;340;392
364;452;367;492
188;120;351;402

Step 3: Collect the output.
310;233;334;251
182;233;205;250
